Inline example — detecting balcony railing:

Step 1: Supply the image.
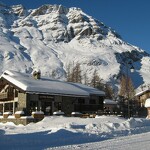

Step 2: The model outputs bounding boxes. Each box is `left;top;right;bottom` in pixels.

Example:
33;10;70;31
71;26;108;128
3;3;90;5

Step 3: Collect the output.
74;104;103;112
0;92;8;100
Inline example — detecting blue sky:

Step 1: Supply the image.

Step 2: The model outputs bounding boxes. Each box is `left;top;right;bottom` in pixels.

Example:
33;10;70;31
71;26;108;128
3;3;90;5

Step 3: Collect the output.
1;0;150;53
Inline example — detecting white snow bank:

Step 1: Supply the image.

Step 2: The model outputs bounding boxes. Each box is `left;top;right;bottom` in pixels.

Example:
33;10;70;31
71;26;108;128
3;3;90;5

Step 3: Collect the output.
0;116;150;149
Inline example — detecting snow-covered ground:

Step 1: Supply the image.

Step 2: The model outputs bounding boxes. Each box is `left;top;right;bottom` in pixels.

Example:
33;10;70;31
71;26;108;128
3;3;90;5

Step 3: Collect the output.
0;116;150;150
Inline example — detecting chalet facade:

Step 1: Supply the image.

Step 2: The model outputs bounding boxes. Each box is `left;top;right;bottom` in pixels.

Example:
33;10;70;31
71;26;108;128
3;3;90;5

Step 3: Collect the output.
0;70;105;116
145;98;150;119
135;89;150;117
135;89;150;107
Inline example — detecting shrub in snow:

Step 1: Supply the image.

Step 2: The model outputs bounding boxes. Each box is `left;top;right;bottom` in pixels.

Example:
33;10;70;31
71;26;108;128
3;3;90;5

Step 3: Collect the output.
20;116;34;119
3;112;12;114
15;111;25;118
15;111;25;114
32;111;44;115
3;112;12;118
32;111;44;119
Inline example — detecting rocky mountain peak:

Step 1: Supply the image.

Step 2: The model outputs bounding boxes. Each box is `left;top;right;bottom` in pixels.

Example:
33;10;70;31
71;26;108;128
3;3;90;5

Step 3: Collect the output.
0;3;149;89
11;4;27;16
31;4;69;16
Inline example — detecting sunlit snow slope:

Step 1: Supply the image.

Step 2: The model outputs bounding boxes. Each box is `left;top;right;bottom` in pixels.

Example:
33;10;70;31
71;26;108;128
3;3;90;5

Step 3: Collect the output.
0;3;149;88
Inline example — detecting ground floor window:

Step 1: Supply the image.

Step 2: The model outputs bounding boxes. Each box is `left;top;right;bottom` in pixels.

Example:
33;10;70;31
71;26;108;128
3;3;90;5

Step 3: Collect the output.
54;102;62;111
30;101;38;112
78;98;85;104
89;99;96;104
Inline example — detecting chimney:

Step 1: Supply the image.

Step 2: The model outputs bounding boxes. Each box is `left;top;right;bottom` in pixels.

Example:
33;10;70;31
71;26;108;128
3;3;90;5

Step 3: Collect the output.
32;69;41;79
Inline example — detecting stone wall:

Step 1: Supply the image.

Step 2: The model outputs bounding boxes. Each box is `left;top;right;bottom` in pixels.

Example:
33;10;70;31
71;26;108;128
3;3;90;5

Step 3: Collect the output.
0;117;43;125
18;93;29;114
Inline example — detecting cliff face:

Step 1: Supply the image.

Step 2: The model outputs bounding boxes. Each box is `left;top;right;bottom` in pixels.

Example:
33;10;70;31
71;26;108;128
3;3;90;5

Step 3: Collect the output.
0;3;149;88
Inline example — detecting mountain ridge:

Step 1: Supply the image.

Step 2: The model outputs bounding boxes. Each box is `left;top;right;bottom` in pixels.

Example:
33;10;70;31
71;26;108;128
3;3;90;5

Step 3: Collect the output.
0;3;149;90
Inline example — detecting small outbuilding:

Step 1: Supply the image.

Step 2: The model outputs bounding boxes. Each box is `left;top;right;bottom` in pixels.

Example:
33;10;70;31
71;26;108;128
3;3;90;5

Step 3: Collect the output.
144;98;150;119
103;99;118;114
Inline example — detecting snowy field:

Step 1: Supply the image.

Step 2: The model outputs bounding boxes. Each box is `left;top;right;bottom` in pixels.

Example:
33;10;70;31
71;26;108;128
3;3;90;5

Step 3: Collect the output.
0;116;150;150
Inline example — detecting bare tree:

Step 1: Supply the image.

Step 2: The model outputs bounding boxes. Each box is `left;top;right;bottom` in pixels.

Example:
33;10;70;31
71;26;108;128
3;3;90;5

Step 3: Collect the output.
119;75;135;100
73;62;82;83
104;84;114;99
90;69;103;88
83;72;88;85
51;70;57;78
66;62;82;83
66;63;72;82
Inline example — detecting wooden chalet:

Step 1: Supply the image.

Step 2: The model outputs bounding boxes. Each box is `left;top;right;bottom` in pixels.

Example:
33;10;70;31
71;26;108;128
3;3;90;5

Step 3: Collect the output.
135;89;150;107
0;70;105;118
135;89;150;117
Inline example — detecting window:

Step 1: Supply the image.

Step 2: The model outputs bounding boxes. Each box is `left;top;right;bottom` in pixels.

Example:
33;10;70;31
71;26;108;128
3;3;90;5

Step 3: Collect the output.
54;102;62;110
30;101;38;111
89;99;96;104
78;98;85;104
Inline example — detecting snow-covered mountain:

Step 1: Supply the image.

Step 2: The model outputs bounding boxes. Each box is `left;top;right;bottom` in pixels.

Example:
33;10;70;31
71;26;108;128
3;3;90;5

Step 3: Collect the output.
0;2;150;89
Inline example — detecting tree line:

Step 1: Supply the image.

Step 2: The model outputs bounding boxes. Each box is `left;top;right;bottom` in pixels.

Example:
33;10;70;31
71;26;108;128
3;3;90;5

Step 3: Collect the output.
51;62;135;101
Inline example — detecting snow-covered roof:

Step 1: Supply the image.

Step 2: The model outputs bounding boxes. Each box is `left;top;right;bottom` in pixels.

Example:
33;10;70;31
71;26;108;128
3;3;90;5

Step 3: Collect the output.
135;89;150;96
104;99;117;105
145;98;150;108
0;70;105;97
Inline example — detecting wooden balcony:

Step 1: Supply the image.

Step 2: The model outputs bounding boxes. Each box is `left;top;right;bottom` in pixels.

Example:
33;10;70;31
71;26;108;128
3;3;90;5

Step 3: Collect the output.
0;92;8;100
